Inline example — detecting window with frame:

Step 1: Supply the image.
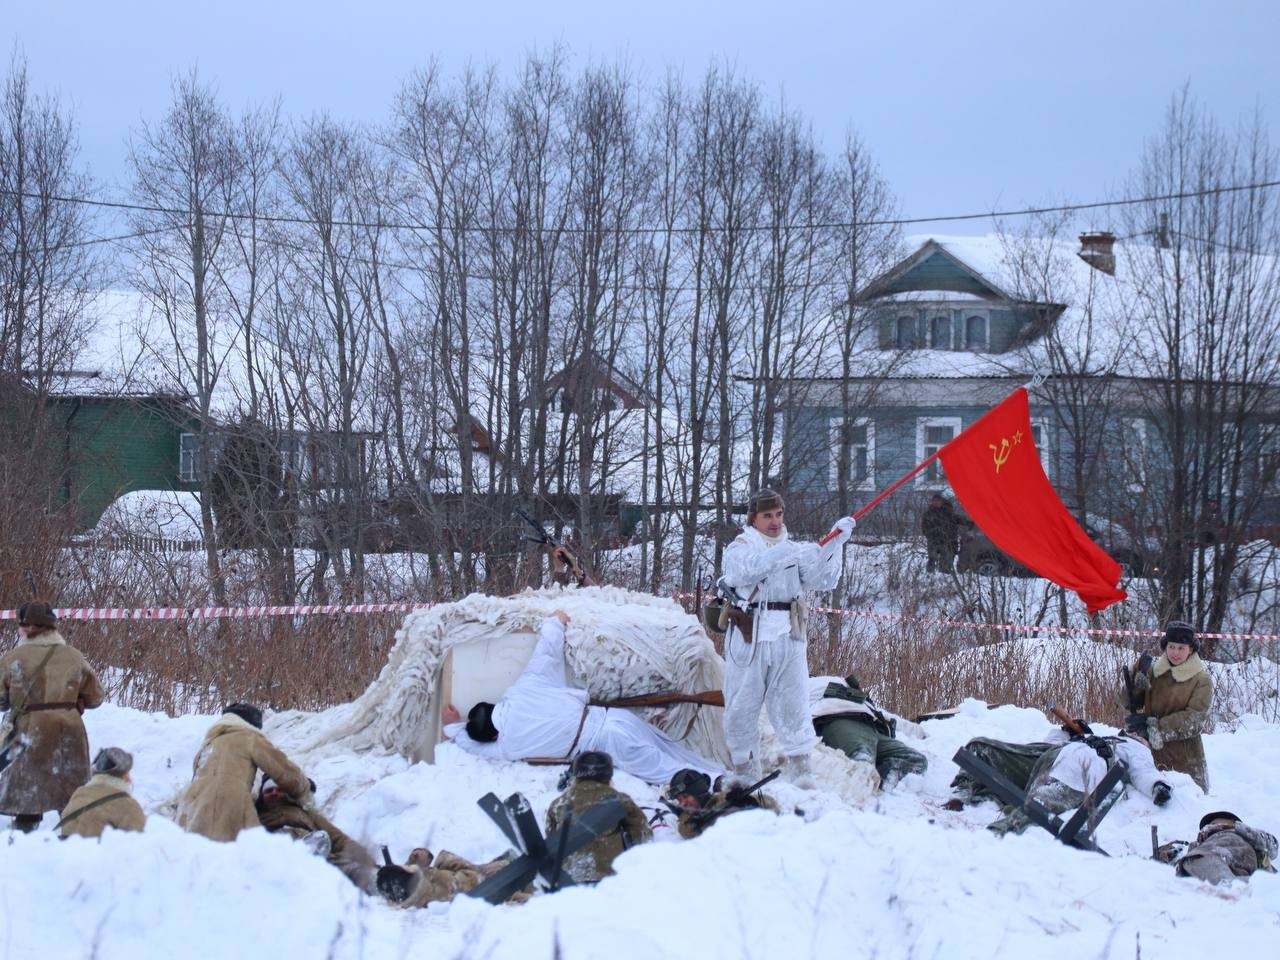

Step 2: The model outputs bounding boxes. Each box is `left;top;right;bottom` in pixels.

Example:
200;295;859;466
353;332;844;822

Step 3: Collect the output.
179;433;200;483
1029;417;1050;476
829;416;876;491
964;314;988;351
1261;423;1280;495
1125;417;1149;493
895;316;918;349
930;315;952;349
916;417;961;488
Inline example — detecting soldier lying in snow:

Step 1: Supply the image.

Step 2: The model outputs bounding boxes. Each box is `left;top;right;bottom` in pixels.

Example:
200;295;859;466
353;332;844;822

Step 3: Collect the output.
256;777;377;892
984;717;1172;836
809;675;927;791
663;767;780;840
376;847;529;907
544;750;652;883
1171;811;1277;885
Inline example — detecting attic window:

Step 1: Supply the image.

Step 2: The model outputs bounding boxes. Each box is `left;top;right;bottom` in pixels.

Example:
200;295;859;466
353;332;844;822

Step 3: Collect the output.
930;316;951;350
895;316;919;349
965;315;988;351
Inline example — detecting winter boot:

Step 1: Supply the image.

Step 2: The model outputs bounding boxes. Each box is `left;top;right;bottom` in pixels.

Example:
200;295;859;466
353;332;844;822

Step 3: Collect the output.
729;757;761;788
782;753;816;790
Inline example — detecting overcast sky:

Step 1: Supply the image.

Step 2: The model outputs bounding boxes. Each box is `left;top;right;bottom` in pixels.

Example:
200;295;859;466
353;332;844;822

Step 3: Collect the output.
5;0;1278;235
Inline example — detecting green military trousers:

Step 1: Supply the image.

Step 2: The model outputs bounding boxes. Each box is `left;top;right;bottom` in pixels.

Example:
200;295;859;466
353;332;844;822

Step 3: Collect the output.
816;717;928;785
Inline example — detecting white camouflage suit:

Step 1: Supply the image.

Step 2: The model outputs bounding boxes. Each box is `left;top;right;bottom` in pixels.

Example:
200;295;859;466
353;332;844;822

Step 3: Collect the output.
721;525;846;770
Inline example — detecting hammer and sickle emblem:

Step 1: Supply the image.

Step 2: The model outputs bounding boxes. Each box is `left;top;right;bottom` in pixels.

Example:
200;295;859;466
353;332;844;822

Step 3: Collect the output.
989;438;1012;474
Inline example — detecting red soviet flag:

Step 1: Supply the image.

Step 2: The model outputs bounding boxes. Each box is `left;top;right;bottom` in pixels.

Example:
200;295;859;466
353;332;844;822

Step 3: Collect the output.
938;387;1127;613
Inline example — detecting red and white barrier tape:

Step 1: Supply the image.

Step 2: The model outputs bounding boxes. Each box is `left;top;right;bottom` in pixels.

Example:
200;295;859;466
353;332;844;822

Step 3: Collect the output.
0;602;433;621
670;592;1280;642
7;595;1279;643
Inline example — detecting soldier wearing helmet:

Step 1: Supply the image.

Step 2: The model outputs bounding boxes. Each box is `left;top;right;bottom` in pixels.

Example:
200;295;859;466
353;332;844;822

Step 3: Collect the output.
543;750;652;883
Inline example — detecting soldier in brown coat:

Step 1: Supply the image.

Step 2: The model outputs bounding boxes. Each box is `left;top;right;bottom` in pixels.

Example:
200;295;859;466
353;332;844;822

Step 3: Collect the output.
176;703;312;842
1175;811;1277;884
256;778;376;891
58;747;146;839
544;751;652;883
378;847;526;907
0;602;105;831
1130;621;1213;791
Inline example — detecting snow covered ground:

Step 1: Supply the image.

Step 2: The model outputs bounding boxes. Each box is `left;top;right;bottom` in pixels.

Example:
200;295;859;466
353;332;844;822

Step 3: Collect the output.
3;687;1277;959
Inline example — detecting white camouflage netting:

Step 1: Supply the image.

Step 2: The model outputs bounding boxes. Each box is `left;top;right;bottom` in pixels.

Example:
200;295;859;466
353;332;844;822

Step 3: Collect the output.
273;586;731;767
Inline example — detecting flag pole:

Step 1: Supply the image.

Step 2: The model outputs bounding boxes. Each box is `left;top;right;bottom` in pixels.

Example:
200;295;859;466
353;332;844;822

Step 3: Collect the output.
819;379;1048;548
818;450;943;547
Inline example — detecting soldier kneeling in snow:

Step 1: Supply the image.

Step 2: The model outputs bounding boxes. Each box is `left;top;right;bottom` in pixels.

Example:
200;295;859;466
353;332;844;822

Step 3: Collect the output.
809;675;927;791
665;767;779;840
58;747;146;838
986;716;1172;836
544;750;652;883
177;703;313;842
377;847;528;907
256;777;377;892
1172;811;1277;885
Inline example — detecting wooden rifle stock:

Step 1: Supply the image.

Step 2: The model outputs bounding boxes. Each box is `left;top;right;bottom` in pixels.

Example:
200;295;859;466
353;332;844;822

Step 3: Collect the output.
592;690;726;709
1047;703;1088;736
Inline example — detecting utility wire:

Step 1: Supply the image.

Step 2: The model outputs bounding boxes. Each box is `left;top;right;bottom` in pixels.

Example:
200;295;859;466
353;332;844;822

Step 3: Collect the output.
2;179;1278;236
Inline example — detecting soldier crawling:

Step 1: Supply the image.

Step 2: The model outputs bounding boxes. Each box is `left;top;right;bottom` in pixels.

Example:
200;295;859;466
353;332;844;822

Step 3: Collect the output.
663;767;780;840
376;847;528;907
1171;811;1277;885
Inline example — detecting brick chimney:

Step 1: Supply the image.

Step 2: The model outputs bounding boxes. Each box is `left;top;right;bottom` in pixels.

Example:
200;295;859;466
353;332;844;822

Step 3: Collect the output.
1077;231;1116;275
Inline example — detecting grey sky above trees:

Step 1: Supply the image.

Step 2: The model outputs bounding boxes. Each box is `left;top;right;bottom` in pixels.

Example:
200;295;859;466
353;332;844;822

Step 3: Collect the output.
5;0;1278;234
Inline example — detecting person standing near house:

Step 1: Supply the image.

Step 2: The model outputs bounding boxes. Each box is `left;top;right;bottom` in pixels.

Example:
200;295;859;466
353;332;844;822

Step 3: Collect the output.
1127;621;1213;791
720;488;854;788
0;601;105;832
921;494;962;573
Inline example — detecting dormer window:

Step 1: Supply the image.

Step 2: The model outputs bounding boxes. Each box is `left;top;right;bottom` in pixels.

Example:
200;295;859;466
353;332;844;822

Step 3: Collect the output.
930;316;951;350
965;314;988;351
895;316;919;349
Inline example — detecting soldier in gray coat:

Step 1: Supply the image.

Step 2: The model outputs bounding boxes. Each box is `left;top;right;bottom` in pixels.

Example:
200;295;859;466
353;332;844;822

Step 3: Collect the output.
1175;812;1277;884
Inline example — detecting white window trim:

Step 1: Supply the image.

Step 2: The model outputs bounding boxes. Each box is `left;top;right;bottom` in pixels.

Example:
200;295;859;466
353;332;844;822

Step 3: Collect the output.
1261;423;1280;496
1029;416;1051;478
1127;417;1148;493
964;314;989;352
916;416;962;489
829;416;876;492
179;432;198;483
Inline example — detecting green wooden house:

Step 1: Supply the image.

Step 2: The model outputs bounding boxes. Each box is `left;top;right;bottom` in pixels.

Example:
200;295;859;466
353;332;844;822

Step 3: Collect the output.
45;379;202;531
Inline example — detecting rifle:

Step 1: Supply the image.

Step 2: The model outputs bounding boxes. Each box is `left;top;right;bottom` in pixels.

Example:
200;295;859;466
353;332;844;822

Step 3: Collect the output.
591;690;725;709
516;509;594;587
1046;702;1088;737
1121;653;1154;713
686;769;781;832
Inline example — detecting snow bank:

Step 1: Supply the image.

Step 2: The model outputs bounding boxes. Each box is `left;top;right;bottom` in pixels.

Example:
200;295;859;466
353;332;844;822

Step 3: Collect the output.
3;689;1277;960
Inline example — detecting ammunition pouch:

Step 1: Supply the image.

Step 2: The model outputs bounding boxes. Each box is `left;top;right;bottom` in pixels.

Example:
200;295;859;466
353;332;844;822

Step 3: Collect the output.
725;606;753;644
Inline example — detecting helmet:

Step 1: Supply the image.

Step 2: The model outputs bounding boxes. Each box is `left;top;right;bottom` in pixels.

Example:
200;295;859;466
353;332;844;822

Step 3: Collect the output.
668;768;712;803
571;750;613;782
1198;810;1240;831
466;702;498;742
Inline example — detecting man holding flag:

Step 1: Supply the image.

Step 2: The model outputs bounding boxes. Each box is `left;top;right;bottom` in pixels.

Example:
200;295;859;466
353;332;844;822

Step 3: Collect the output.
721;489;855;788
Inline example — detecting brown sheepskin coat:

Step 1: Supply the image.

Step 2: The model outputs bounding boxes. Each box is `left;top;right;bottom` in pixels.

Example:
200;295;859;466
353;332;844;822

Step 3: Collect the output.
0;632;104;816
176;714;310;842
1144;653;1213;791
58;774;146;838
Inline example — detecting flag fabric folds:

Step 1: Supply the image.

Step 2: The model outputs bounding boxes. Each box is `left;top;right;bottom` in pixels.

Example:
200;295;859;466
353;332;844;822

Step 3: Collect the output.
938;387;1127;613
